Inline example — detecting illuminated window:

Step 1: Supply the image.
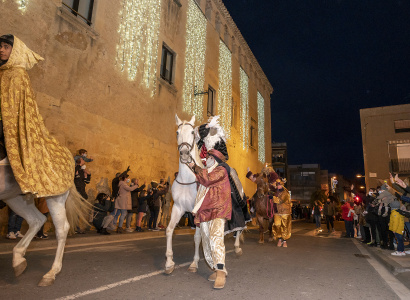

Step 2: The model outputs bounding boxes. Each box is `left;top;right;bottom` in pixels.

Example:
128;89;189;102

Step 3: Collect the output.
63;0;94;25
207;86;215;116
160;45;174;84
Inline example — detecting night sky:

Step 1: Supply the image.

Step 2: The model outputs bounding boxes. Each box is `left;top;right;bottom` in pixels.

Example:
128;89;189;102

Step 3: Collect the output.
223;0;410;179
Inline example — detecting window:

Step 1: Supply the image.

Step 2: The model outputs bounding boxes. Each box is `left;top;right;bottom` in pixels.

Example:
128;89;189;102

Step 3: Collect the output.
63;0;94;25
160;45;174;84
207;86;215;116
394;120;410;133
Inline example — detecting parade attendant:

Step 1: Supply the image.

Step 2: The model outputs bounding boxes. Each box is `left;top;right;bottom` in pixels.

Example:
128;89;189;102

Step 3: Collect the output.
195;116;250;234
0;34;74;197
189;149;232;289
273;179;292;247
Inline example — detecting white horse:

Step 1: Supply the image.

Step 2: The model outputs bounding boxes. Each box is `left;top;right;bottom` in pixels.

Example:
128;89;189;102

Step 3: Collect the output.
165;115;243;274
1;158;88;286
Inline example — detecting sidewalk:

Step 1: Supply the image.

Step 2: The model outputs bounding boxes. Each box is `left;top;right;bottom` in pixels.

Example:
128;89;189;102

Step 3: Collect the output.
0;227;195;254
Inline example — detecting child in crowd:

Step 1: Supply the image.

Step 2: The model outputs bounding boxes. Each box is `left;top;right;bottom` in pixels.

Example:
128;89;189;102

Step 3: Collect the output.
389;200;408;256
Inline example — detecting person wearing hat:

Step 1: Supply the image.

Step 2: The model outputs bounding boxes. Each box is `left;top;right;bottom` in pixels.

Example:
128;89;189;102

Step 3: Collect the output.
389;200;408;256
272;178;292;247
0;34;74;197
188;149;232;289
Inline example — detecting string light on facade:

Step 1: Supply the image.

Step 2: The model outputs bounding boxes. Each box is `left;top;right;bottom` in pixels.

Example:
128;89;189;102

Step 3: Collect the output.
116;0;161;97
182;0;207;120
240;67;249;150
257;91;265;162
16;0;28;12
218;40;232;138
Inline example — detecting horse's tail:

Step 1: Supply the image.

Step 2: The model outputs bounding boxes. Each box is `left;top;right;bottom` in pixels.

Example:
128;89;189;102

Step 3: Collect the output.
65;185;93;234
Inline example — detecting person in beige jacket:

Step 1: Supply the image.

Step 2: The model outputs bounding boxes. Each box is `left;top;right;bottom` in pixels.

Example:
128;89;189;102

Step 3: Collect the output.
114;175;140;233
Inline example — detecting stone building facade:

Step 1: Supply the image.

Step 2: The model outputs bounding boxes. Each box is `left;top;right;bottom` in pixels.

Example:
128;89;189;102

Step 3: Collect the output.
1;0;273;232
360;104;410;190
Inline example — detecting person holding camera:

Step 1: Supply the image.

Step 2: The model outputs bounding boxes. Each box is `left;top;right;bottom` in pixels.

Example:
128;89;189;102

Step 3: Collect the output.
114;174;140;233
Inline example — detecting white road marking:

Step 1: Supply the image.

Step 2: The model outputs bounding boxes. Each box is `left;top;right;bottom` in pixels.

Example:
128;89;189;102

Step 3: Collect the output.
0;231;194;255
353;239;410;300
56;249;235;300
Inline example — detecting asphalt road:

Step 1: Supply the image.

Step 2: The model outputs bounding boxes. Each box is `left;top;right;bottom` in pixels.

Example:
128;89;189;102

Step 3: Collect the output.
1;221;409;300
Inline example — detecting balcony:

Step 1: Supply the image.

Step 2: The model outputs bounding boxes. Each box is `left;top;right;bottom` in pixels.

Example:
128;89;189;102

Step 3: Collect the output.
390;158;410;174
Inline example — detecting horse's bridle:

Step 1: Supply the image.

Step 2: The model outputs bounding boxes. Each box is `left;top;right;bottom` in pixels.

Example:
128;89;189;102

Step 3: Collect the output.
177;122;195;164
176;122;197;185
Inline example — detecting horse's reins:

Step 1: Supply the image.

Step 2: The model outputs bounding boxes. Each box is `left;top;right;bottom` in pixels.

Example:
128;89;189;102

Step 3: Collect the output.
176;122;197;186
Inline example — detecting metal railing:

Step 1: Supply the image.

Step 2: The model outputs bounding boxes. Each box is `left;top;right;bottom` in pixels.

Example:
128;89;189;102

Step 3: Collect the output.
390;158;410;174
62;2;92;25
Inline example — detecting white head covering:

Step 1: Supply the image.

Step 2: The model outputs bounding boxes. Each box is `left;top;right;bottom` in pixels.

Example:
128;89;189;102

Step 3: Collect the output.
0;36;43;70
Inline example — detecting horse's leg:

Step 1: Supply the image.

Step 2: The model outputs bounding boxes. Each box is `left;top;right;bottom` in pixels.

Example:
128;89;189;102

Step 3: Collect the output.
268;218;274;242
165;204;184;274
234;230;243;256
188;226;201;272
38;192;69;287
4;196;46;277
257;215;264;244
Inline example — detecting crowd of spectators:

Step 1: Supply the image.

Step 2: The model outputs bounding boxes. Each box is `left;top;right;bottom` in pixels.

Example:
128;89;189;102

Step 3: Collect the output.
1;148;174;239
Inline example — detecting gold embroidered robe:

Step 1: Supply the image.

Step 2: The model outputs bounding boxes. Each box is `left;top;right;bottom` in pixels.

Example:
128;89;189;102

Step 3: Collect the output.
0;36;74;197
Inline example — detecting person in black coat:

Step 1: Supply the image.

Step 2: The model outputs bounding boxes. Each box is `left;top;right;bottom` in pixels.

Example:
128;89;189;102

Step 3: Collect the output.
125;178;146;231
93;193;115;235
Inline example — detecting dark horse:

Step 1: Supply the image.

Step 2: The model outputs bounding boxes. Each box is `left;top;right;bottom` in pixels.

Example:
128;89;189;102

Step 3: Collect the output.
248;168;277;244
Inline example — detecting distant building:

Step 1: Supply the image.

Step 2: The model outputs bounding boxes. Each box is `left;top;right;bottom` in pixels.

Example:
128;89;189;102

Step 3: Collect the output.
360;104;410;189
271;142;288;185
288;164;328;205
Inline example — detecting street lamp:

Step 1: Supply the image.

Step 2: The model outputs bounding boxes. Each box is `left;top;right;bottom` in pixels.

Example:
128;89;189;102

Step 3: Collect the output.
356;174;364;178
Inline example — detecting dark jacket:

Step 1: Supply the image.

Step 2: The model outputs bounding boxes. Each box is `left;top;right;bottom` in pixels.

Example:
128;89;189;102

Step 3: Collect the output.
93;199;114;230
323;201;336;216
150;187;169;208
74;164;88;199
129;184;146;213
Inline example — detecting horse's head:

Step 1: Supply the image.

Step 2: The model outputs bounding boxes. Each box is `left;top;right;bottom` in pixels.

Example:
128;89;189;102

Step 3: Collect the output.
175;114;196;164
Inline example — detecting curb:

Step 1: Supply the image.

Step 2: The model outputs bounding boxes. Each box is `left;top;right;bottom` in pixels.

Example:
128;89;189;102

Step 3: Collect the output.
366;246;410;275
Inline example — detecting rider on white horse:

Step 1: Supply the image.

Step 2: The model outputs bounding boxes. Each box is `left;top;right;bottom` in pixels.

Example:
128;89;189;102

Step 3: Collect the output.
195;116;251;234
0;34;88;286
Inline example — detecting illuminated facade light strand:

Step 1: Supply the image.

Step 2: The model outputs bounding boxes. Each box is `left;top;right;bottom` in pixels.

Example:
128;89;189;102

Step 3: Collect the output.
240;67;249;150
15;0;28;12
218;40;232;138
116;0;161;97
182;0;207;120
257;91;265;162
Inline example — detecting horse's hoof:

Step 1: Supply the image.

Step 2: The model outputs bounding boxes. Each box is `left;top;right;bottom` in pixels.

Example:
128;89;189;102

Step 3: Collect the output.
187;266;198;273
258;240;264;244
235;248;243;256
38;277;55;287
164;265;175;275
14;259;27;277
